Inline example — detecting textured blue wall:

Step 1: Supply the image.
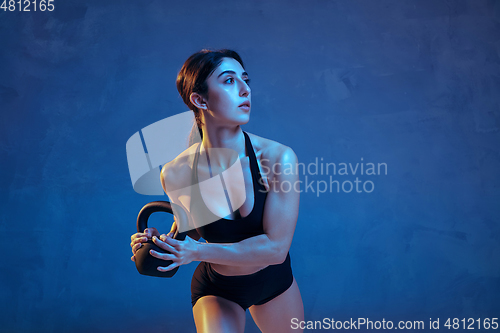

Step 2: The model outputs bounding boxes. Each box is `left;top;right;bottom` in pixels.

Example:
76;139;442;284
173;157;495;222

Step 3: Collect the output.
1;1;499;332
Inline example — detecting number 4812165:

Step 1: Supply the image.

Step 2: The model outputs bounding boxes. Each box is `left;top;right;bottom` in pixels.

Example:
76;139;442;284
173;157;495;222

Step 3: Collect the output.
1;0;55;11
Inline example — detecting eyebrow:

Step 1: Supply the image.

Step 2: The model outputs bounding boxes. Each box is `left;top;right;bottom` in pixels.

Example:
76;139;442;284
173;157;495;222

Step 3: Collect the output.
217;70;248;78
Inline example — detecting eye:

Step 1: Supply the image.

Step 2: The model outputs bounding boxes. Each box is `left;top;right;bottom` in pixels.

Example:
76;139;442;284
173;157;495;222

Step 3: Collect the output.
223;77;251;86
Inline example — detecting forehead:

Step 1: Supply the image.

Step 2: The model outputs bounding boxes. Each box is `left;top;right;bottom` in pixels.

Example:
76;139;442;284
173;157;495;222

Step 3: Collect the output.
211;57;245;77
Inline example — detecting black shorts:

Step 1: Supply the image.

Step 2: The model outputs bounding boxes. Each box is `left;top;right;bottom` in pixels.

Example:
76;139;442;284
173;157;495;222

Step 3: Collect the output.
191;253;294;310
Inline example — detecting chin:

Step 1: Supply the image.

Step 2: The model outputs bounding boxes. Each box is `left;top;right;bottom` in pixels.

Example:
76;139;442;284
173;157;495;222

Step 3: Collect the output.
239;113;250;125
229;113;250;126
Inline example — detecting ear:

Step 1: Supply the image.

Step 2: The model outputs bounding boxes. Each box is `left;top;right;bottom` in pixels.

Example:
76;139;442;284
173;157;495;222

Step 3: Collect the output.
190;92;208;110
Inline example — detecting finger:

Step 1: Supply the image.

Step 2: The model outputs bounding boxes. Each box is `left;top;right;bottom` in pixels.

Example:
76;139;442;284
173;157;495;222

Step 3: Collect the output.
132;242;143;254
131;233;148;242
152;236;178;253
162;234;182;249
131;255;136;262
149;249;176;261
131;233;143;241
157;262;179;272
130;237;148;248
130;236;147;244
163;232;176;240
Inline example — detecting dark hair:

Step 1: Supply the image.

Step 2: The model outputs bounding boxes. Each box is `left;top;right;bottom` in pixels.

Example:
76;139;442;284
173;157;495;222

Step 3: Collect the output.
176;49;245;144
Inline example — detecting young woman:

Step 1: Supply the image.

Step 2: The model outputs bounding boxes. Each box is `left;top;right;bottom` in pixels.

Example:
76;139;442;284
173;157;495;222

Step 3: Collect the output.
130;49;304;333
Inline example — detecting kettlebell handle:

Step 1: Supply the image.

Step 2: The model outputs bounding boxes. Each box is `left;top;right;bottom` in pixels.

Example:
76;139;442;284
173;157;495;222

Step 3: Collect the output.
136;200;187;241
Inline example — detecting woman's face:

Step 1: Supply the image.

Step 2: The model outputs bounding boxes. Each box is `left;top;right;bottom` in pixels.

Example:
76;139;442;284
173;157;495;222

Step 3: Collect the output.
202;57;251;126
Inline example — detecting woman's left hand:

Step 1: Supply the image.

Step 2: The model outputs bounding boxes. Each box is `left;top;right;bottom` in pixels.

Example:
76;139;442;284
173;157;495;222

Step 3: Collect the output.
149;234;199;272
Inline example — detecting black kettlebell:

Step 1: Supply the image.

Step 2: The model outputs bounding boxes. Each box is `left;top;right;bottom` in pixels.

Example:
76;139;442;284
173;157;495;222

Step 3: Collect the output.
134;201;187;278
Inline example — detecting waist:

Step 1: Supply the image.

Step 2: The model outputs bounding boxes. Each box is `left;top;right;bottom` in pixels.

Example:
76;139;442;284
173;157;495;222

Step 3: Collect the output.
210;263;268;276
207;252;291;277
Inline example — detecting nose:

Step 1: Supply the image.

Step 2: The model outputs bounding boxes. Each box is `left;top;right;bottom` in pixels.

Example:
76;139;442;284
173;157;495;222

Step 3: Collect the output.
239;80;250;97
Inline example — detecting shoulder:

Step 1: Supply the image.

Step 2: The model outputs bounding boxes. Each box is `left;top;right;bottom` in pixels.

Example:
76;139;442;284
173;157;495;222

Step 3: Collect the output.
246;132;298;178
160;143;199;193
247;132;297;164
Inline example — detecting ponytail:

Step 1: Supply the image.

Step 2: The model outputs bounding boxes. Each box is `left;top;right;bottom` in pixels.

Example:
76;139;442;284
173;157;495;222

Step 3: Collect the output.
188;112;202;147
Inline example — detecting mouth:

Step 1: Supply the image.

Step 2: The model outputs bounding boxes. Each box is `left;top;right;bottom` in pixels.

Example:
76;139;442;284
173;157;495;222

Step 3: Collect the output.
238;101;251;109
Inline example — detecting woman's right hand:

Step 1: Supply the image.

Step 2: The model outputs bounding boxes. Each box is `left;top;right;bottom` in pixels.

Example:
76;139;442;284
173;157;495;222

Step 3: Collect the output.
130;227;160;262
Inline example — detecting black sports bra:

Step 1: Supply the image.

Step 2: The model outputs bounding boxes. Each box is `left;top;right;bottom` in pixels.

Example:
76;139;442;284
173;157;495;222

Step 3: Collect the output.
189;131;268;243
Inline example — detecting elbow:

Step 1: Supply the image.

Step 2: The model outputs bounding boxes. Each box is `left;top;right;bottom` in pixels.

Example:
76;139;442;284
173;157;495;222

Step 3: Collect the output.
269;244;288;265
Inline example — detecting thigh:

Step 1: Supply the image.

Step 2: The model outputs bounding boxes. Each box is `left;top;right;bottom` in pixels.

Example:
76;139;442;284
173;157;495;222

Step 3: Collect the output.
192;295;246;333
249;277;304;333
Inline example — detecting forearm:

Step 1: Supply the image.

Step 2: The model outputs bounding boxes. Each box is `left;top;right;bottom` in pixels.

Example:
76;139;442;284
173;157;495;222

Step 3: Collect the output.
196;234;287;266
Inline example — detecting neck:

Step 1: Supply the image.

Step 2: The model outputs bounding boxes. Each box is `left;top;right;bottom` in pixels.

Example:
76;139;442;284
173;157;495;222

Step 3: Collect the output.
199;125;247;172
201;125;245;154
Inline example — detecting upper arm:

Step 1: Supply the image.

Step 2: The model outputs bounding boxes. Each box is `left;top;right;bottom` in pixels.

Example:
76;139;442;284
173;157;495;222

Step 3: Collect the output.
261;146;300;261
160;163;201;241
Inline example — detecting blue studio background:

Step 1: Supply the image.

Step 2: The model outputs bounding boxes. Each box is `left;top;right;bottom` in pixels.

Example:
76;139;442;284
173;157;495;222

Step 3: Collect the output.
1;1;499;332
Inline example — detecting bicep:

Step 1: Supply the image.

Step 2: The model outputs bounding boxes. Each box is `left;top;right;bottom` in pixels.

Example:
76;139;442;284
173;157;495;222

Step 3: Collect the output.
262;148;300;254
